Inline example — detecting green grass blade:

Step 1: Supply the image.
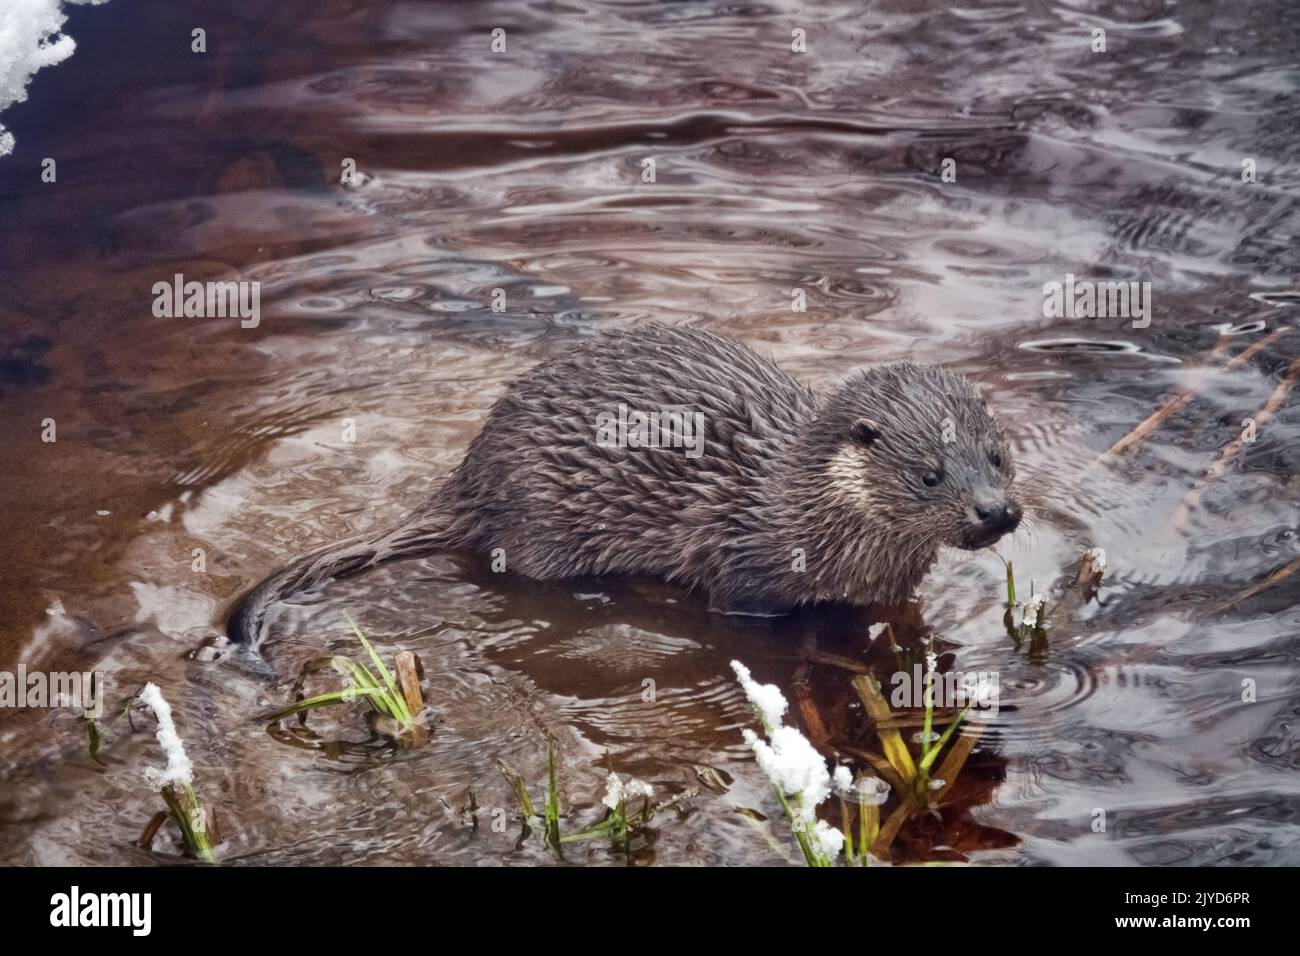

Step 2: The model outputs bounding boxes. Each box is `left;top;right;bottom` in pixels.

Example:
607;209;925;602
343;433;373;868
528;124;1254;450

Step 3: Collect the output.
160;783;214;863
544;741;561;850
259;687;386;722
919;703;974;774
343;611;412;725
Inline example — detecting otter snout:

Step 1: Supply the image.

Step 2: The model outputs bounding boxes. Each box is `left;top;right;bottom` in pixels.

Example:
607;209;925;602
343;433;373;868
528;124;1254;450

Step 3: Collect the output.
975;499;1022;534
959;498;1022;549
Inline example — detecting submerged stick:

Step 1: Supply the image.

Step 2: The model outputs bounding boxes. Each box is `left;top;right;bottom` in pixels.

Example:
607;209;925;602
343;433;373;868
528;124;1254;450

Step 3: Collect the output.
799;648;873;675
1207;555;1300;615
1097;327;1289;464
933;724;986;804
794;630;832;748
871;801;915;861
1176;352;1300;522
138;812;168;851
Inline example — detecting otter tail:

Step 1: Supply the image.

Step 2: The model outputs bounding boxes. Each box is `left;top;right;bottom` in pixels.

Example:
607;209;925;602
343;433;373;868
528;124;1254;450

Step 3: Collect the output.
226;517;455;649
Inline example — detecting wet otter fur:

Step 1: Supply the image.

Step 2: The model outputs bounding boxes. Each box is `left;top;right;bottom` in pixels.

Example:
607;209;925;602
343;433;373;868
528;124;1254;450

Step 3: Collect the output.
228;324;1021;647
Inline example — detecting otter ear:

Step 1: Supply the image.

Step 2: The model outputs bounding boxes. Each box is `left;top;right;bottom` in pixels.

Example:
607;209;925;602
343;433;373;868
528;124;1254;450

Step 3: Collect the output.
850;418;882;447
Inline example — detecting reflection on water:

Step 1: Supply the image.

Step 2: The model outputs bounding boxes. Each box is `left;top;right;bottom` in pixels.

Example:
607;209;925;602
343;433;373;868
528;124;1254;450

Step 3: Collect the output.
0;0;1297;866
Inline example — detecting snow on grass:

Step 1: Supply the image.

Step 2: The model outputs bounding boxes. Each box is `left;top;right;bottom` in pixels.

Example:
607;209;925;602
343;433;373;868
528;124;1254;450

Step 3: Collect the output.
741;725;832;825
832;764;853;796
730;659;788;732
732;659;854;866
138;682;193;788
1022;593;1046;629
811;819;844;860
601;771;653;810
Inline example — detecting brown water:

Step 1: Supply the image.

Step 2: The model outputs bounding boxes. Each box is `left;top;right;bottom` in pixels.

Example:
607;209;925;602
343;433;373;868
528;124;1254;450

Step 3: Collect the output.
0;0;1297;866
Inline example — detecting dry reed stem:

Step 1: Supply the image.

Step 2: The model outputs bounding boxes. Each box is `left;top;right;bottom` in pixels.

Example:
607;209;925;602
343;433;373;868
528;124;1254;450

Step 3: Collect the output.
852;674;917;783
933;724;986;804
871;801;915;861
395;651;424;717
832;743;910;795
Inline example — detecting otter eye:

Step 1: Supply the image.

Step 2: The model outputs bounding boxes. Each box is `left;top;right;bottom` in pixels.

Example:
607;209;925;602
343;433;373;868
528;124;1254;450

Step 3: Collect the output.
990;450;1003;469
922;470;942;487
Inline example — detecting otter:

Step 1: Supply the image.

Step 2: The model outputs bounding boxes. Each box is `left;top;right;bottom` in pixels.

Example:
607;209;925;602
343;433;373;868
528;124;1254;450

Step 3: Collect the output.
228;324;1021;647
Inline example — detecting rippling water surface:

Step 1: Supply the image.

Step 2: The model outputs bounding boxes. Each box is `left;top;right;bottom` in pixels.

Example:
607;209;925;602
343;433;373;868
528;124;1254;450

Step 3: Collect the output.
0;0;1297;866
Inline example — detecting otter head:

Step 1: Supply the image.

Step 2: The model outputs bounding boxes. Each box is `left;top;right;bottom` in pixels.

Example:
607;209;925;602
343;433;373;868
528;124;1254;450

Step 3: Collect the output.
815;362;1021;554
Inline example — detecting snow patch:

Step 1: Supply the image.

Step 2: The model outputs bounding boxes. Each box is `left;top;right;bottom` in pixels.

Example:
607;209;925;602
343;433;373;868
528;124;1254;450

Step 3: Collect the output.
730;659;788;731
138;682;194;788
0;1;111;157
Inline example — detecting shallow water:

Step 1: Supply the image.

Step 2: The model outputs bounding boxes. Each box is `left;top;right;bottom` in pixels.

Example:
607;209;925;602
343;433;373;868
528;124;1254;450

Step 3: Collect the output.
0;0;1297;866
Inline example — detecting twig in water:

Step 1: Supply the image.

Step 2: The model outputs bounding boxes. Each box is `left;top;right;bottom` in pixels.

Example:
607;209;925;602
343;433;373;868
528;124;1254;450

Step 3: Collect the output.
1207;555;1300;615
794;629;832;748
1096;327;1290;464
1176;352;1300;524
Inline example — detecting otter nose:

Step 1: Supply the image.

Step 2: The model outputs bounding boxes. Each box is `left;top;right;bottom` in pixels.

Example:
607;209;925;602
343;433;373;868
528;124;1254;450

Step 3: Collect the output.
975;500;1022;533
